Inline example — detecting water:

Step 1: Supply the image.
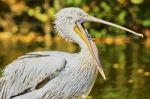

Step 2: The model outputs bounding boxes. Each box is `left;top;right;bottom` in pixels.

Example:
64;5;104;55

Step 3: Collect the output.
0;37;150;99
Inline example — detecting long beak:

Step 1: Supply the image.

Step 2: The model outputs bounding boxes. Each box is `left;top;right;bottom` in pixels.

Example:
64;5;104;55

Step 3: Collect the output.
74;22;106;80
84;16;143;38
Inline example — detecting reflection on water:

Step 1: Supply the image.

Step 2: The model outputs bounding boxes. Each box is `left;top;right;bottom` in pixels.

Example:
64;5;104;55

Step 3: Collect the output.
0;37;150;99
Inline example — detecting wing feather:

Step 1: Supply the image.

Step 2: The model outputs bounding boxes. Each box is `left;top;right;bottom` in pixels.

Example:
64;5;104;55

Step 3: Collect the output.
0;52;67;99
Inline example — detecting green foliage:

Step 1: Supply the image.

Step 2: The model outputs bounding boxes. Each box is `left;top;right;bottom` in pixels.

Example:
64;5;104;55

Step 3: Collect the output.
130;0;144;4
0;0;149;36
0;1;150;99
142;19;150;27
26;7;49;22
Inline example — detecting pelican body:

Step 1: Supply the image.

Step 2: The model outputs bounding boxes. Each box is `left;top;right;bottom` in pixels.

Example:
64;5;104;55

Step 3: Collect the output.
0;7;143;99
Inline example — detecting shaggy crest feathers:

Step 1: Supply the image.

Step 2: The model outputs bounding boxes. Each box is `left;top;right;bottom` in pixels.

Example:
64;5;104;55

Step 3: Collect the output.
54;7;88;41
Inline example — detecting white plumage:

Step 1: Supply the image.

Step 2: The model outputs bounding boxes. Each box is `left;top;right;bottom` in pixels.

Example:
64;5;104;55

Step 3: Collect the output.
1;50;98;99
0;7;143;99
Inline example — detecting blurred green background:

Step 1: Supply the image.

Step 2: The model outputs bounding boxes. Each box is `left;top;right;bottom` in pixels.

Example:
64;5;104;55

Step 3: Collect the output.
0;0;150;99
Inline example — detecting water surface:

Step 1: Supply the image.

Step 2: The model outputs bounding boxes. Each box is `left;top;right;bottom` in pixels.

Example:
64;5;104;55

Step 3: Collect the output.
0;36;150;99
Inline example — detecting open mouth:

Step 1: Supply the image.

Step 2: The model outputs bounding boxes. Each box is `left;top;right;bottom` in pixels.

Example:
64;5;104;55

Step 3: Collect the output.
81;23;85;30
74;21;106;80
80;22;92;40
75;22;86;32
74;15;143;80
80;22;92;38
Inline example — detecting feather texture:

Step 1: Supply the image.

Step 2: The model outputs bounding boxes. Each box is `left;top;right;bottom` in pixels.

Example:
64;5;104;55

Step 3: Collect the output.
0;51;67;99
0;7;102;99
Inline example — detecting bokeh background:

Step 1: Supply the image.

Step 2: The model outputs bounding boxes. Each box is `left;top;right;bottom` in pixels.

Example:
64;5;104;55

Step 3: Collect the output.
0;0;150;99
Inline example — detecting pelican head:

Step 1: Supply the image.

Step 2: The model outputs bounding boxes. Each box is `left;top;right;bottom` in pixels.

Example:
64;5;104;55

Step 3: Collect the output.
54;7;143;80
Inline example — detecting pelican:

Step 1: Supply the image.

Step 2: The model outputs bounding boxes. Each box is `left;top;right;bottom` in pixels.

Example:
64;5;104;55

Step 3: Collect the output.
0;7;143;99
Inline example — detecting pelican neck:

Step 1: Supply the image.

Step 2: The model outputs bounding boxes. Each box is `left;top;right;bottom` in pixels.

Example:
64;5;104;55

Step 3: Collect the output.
78;42;92;57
